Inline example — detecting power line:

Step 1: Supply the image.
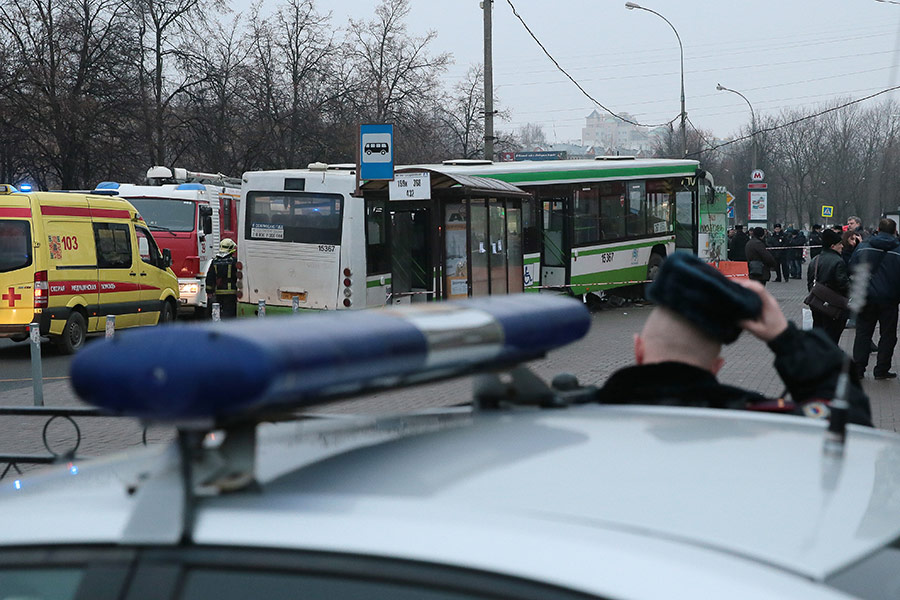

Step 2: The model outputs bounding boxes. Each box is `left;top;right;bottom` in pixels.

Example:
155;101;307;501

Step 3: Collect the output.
696;84;900;154
501;0;677;129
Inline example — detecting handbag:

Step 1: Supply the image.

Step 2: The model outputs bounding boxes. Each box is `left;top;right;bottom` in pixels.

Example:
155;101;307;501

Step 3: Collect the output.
804;257;848;320
748;259;766;280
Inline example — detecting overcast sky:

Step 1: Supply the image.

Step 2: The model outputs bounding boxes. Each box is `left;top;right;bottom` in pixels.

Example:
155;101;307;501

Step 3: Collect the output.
244;0;900;144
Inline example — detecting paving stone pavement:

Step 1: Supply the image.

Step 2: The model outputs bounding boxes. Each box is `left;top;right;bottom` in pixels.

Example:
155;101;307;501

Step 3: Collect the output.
2;275;898;477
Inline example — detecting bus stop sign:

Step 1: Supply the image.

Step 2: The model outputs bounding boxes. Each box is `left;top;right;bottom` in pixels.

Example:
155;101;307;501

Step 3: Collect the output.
360;124;394;180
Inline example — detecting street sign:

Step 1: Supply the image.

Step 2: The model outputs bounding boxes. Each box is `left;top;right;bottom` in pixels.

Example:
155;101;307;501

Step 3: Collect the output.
747;183;768;189
749;191;767;221
389;172;431;201
822;205;834;218
725;191;735;205
727;205;735;218
359;124;394;180
751;169;765;182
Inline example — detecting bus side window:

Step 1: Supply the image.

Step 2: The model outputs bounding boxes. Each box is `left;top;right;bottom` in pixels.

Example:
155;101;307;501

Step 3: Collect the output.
366;200;389;274
521;196;540;255
626;181;647;236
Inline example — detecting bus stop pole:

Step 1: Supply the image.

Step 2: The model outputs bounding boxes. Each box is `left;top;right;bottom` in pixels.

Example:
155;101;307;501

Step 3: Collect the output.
28;323;43;407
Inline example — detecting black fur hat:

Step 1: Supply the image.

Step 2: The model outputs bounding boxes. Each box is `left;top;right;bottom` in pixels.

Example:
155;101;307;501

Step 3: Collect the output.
646;253;763;344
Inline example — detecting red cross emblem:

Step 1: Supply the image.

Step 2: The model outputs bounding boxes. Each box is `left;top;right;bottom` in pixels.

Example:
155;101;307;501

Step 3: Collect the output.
2;287;22;307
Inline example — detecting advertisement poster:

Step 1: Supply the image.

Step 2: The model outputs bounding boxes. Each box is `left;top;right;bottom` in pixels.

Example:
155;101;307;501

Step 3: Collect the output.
749;191;767;221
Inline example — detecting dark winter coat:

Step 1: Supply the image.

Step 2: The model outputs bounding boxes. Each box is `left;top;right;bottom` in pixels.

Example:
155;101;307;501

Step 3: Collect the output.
745;236;777;282
808;230;823;258
849;232;900;306
807;248;850;297
728;230;749;261
595;324;872;426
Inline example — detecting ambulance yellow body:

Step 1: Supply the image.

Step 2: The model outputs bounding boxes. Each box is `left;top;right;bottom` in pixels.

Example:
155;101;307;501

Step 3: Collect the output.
0;185;179;353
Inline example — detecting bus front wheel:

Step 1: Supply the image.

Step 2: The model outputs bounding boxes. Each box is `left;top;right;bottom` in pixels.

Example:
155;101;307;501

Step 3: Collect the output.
647;253;664;282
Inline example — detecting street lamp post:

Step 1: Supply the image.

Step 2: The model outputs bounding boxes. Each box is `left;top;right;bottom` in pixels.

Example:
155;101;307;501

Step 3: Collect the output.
625;2;685;157
716;83;757;171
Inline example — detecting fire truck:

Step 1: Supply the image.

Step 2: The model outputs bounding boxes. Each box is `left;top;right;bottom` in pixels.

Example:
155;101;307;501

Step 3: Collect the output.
94;167;240;316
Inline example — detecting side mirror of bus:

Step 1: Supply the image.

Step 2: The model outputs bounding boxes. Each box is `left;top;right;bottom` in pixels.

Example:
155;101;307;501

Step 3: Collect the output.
202;216;213;236
162;248;173;268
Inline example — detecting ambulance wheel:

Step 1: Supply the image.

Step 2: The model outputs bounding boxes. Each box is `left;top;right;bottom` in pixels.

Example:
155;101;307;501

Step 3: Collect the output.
56;311;86;355
159;300;175;325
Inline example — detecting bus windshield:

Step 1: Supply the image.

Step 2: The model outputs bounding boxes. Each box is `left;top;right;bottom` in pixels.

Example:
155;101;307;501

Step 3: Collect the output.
245;191;343;246
127;198;196;232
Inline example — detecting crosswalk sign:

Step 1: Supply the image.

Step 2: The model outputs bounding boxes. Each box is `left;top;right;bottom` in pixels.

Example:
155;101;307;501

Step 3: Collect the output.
822;205;834;218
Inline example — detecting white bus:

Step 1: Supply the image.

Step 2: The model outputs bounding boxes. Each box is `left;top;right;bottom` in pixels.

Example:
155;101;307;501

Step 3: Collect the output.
236;157;712;315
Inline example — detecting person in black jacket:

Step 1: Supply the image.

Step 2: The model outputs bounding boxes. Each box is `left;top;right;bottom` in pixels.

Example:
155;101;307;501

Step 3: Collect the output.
849;218;900;379
789;228;806;279
745;227;778;286
728;225;749;261
808;224;823;259
767;224;789;282
595;253;872;426
206;238;238;319
806;228;849;343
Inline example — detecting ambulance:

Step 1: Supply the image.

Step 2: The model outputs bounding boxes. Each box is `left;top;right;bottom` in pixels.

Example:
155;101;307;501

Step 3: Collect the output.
94;166;241;317
0;185;179;353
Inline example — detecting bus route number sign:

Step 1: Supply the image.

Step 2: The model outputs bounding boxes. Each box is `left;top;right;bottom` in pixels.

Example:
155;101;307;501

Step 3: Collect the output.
389;172;431;201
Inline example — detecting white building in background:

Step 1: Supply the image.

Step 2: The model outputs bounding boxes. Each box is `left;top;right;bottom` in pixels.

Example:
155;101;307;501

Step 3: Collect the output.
581;110;661;155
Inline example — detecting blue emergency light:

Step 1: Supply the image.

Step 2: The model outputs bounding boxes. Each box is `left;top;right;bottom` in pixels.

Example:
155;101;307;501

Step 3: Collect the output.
18;183;32;192
71;295;590;422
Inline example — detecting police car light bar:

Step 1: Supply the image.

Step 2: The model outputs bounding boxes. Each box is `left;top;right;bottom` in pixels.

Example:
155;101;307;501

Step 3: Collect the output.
71;295;590;422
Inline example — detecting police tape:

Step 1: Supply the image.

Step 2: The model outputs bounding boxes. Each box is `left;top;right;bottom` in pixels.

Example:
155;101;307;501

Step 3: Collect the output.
387;270;756;297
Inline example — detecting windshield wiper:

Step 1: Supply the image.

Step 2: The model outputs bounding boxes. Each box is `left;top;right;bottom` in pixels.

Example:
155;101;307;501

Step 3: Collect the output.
148;224;178;235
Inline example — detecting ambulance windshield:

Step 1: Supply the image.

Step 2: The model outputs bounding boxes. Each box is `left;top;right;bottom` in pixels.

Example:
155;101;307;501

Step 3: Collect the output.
0;220;32;272
128;198;195;232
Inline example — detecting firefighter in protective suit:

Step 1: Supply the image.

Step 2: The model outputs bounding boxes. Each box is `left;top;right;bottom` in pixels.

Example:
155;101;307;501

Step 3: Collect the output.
206;238;238;318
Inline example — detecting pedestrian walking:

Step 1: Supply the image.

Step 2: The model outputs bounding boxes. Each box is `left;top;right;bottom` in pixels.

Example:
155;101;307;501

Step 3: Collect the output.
206;238;238;319
728;224;749;261
745;227;777;286
850;218;900;379
806;228;849;344
767;224;790;282
595;253;871;426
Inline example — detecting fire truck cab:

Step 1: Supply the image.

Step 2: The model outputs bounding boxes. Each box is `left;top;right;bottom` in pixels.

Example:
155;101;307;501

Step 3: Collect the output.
94;167;240;316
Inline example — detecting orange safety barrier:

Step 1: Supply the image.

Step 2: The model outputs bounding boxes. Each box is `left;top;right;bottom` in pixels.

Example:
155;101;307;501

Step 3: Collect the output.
710;261;749;279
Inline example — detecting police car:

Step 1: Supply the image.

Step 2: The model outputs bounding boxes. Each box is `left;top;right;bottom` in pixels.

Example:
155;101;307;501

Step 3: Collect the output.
1;296;899;600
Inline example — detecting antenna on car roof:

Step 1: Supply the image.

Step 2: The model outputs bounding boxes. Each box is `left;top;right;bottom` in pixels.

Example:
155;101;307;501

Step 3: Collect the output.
824;261;872;456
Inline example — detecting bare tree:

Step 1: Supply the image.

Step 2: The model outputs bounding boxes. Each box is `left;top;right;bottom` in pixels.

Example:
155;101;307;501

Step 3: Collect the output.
0;0;134;188
344;0;450;162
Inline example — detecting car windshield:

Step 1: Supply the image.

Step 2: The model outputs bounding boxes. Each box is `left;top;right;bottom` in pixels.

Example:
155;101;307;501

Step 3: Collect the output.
127;198;195;232
0;220;32;272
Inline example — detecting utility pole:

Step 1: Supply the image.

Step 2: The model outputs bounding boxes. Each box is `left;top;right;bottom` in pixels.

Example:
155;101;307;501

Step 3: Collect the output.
483;0;494;161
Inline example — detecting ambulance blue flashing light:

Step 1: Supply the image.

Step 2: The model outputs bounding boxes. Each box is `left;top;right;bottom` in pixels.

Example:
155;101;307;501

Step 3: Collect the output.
18;183;33;192
176;183;205;191
95;182;120;190
71;296;590;422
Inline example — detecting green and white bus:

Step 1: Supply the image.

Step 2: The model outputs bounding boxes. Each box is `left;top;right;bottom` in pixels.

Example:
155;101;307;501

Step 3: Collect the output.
235;157;712;314
437;156;713;298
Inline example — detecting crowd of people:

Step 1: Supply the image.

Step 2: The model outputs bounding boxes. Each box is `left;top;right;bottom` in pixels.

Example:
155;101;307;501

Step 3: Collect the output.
725;216;900;380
